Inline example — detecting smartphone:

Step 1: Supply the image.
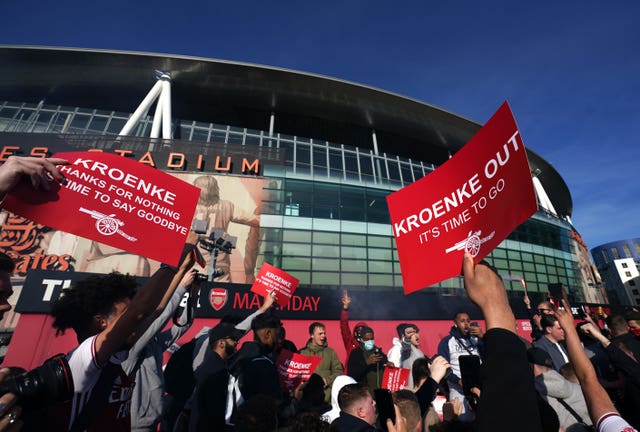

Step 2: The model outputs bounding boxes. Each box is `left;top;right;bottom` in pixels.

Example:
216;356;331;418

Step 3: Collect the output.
548;283;564;303
374;388;395;431
470;322;479;327
459;355;481;396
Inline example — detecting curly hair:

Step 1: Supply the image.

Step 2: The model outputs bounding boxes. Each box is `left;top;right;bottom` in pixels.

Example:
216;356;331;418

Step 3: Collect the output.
50;272;138;335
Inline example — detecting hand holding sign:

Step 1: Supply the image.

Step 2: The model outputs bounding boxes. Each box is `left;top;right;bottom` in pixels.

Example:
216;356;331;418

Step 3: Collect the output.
0;156;70;202
251;263;300;307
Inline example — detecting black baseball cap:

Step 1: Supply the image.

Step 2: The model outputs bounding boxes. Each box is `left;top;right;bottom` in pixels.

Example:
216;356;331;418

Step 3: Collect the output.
209;322;243;344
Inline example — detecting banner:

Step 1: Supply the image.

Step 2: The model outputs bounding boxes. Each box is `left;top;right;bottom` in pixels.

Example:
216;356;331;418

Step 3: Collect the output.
382;367;411;392
2;152;200;266
386;102;537;293
251;262;300;307
275;349;323;391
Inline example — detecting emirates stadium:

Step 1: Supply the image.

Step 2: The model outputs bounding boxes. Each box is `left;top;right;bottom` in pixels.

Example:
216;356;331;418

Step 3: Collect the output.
0;46;605;366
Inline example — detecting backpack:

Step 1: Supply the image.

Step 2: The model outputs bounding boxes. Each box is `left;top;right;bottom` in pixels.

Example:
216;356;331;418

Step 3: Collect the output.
163;338;196;404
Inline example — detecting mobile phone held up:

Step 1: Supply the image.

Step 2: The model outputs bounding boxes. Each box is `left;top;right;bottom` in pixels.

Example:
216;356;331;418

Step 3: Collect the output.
374;388;395;431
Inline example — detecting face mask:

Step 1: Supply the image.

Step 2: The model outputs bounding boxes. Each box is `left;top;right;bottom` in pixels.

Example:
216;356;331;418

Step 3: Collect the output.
363;340;375;351
630;327;640;337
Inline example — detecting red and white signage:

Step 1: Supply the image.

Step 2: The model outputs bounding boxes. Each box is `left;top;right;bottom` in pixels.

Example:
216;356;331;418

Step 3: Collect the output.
386;102;537;294
275;349;323;391
2;152;200;266
251;263;300;307
382;367;411;392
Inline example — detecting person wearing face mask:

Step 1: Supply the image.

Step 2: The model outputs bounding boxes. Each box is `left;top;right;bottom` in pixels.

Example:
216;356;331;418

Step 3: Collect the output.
346;326;392;391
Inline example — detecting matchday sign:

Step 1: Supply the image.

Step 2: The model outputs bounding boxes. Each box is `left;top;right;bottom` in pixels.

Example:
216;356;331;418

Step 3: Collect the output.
250;263;300;307
386;102;537;294
275;350;323;391
2;152;200;266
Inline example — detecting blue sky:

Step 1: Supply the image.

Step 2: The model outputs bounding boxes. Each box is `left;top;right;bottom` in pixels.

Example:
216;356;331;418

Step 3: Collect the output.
2;0;638;251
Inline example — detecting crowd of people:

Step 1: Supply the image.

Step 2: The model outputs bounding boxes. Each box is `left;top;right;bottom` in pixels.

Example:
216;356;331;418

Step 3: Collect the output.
0;155;638;432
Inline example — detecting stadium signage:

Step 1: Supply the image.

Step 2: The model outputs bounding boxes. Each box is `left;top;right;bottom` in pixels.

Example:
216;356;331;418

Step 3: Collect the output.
0;145;261;175
387;102;538;294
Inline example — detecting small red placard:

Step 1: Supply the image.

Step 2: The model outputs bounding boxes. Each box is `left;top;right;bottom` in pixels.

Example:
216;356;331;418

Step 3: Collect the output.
250;262;300;307
275;349;323;391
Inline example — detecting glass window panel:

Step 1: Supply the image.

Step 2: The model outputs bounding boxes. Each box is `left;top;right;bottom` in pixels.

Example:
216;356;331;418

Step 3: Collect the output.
491;249;507;259
87;116;108;133
521;252;533;262
342;259;367;272
107;117;127;134
227;131;243;144
329;149;342;171
369;274;394;286
211;129;226;142
70;114;90;130
369;260;392;273
359;153;373;176
314;232;339;244
282;243;311;256
510;261;523;271
523;262;535;272
191;127;210;142
369;248;392;261
534;254;546;264
313;244;339;258
0;107;18;118
507;250;521;260
290;271;310;285
386;158;400;181
368;236;391;248
493;258;509;270
297;144;310;164
313;206;338;219
524;272;537;282
313;272;340;285
313;258;339;271
400;162;413;184
345;152;358;173
282;257;310;270
412;164;424;181
341;246;366;259
283;230;311;243
341;234;366;246
342;273;367;286
535;263;547;273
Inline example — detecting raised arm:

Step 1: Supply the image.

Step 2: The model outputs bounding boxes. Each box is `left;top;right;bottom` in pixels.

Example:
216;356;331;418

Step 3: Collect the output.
94;232;199;367
462;254;543;432
555;299;628;426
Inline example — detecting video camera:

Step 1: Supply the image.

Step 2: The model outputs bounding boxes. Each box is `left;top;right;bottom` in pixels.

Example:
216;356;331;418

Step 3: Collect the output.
0;354;74;408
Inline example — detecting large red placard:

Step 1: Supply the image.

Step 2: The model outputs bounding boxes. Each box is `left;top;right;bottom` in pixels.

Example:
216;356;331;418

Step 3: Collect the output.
386;102;537;293
2;151;200;266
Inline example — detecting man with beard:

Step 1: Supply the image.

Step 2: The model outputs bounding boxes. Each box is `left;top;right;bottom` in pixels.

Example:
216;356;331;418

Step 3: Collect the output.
299;322;343;403
437;311;484;422
189;322;244;431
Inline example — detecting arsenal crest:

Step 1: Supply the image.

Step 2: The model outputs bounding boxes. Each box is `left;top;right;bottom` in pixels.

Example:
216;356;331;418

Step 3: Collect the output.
209;288;228;311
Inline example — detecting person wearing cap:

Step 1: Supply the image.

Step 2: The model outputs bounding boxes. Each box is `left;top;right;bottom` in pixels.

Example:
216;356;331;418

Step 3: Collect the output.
189;322;244;432
340;291;370;366
527;347;593;431
346;325;390;391
387;323;425;389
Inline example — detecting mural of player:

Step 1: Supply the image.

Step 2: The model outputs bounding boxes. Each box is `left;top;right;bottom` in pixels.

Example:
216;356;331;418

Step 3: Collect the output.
191;175;261;283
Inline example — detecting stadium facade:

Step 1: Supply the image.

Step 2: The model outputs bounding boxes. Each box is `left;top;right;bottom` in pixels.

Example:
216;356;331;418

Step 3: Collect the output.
0;46;606;364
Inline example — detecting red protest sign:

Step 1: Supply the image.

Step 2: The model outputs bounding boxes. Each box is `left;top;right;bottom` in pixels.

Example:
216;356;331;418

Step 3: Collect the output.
251;262;300;307
382;367;411;392
386;102;537;294
275;349;323;391
2;152;200;266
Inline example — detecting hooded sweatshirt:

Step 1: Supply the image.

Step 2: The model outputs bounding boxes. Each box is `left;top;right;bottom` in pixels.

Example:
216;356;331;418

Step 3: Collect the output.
387;337;425;389
535;370;593;431
322;375;357;424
